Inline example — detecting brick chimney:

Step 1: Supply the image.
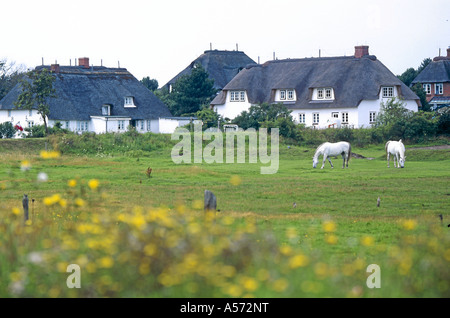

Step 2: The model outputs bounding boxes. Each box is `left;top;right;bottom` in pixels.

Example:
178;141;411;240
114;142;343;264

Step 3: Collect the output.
78;57;90;68
447;47;450;58
354;45;369;58
50;64;60;73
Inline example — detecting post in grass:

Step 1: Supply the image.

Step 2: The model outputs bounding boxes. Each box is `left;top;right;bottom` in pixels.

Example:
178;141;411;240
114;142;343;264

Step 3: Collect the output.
23;194;29;223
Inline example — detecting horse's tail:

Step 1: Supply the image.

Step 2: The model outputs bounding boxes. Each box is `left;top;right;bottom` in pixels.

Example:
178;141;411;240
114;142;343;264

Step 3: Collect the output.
347;142;352;165
385;141;390;154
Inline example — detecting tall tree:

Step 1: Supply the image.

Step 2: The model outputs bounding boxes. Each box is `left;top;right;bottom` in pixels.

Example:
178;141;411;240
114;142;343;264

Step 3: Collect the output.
0;58;26;100
169;64;216;116
14;68;56;134
141;76;159;91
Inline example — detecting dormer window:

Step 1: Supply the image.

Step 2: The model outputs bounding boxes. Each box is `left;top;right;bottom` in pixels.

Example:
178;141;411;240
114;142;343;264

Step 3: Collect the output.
102;105;111;116
382;87;394;98
314;88;334;100
230;91;246;102
124;96;135;107
277;89;295;101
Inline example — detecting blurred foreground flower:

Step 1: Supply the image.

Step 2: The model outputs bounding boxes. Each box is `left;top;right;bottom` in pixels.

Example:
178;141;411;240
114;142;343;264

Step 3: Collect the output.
88;179;99;190
40;150;61;159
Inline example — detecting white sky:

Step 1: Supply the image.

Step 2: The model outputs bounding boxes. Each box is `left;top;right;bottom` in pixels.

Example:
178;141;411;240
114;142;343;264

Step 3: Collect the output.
1;0;449;87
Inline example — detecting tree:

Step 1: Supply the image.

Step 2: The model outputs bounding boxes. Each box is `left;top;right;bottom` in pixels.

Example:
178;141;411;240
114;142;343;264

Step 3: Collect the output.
397;67;417;87
168;64;216;116
417;58;432;75
0;58;26;100
14;68;56;135
141;76;159;92
410;83;430;111
195;106;220;130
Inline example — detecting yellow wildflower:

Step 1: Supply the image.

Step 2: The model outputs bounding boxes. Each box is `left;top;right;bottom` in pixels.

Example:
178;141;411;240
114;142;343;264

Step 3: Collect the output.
242;277;258;292
272;278;289;292
322;220;337;232
402;219;417;231
98;256;114;269
88;179;99;190
289;254;309;268
20;160;31;171
74;198;86;207
325;234;338;245
361;235;375;247
40;150;60;159
229;175;242;186
12;207;21;215
68;179;77;187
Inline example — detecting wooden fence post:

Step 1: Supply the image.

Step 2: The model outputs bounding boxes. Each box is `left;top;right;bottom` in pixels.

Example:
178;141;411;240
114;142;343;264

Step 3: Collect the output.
23;194;29;223
204;190;217;212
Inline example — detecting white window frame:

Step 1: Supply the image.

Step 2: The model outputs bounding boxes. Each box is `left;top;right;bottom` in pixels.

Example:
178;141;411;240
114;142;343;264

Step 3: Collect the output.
287;89;294;100
280;90;286;100
7;110;11;117
118;120;125;130
313;113;320;125
139;120;144;130
369;111;376;123
147;120;152;131
27;121;34;128
102;105;111;116
332;112;339;119
65;121;70;129
298;113;305;124
29;110;33;117
77;121;88;132
124;96;135;107
317;89;324;99
342;112;349;124
230;91;245;102
423;84;431;95
382;87;394;98
325;88;332;99
435;83;443;95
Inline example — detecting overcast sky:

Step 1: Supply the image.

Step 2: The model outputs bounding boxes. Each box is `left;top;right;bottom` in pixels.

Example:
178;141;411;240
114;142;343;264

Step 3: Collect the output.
1;0;449;87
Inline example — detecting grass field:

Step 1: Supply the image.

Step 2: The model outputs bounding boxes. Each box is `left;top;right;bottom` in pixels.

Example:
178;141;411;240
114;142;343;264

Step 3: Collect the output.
0;136;449;298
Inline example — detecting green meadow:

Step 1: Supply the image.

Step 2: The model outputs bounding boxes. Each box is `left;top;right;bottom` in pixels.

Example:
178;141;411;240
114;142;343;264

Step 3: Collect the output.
0;135;449;297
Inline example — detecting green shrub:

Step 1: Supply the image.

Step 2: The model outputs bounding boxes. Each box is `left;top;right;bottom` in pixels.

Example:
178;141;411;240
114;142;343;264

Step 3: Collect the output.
0;122;16;138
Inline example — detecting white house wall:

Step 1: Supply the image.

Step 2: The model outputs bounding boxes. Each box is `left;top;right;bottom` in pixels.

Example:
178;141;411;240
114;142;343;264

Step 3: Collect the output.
0;109;44;129
213;93;252;120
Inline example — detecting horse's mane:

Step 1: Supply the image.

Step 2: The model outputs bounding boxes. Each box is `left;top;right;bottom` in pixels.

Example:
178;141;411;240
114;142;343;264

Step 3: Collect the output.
313;142;327;158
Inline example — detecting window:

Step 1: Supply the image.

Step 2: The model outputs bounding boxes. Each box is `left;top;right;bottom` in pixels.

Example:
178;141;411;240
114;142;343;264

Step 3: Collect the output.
332;112;339;119
118;120;125;130
369;111;376;123
7;110;11;117
147;120;152;131
65;121;70;129
77;121;88;132
29;110;33;116
124;97;135;107
382;87;394;98
27;121;34;128
139;120;144;130
313;113;320;125
342;112;349;124
317;89;324;99
102;105;111;116
435;83;443;95
280;90;286;100
299;113;305;124
230;91;245;102
423;84;431;95
315;88;333;100
288;89;294;100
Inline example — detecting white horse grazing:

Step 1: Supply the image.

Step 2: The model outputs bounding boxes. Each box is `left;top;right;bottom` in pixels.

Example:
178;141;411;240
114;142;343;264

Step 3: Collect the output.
385;140;406;168
313;141;351;169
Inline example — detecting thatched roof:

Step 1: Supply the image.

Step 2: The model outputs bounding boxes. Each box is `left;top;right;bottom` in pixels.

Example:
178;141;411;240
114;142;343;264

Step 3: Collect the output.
163;50;256;90
0;65;172;121
412;60;450;84
211;55;419;109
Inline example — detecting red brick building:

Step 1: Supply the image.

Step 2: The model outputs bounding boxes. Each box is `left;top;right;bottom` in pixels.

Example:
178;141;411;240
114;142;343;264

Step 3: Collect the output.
412;47;450;111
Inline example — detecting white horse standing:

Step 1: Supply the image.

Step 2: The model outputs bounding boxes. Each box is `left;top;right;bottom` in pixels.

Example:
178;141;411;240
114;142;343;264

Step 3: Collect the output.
313;141;351;169
385;140;406;168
